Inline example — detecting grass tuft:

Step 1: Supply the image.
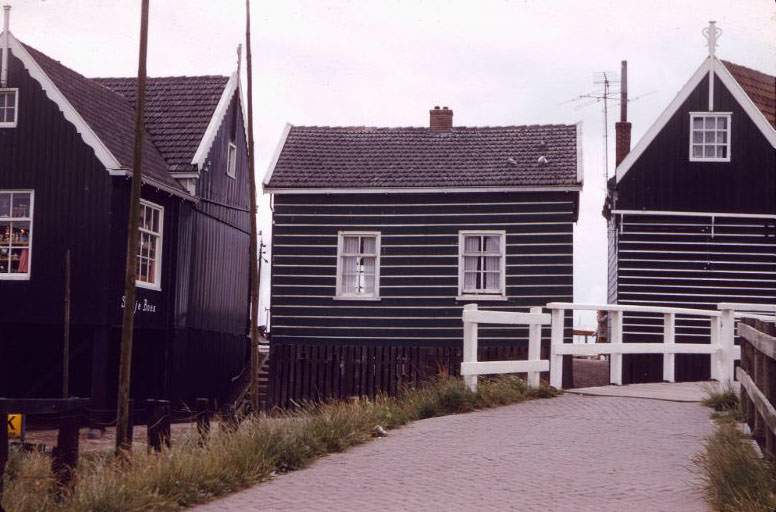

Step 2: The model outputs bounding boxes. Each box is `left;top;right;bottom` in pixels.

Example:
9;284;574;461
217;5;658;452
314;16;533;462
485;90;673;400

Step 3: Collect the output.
2;375;557;512
694;422;776;512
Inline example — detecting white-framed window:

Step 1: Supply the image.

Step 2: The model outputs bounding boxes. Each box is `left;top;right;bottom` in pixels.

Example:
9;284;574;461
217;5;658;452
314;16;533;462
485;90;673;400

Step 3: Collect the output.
458;230;506;300
226;142;237;178
690;112;731;162
0;88;18;128
136;200;163;290
0;190;33;280
335;231;380;299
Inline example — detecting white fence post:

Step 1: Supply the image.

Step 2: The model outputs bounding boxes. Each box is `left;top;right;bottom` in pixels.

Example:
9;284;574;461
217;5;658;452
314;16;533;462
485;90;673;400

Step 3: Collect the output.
527;306;542;388
662;312;675;383
719;307;735;387
549;307;564;389
610;310;623;385
710;316;721;382
462;303;479;392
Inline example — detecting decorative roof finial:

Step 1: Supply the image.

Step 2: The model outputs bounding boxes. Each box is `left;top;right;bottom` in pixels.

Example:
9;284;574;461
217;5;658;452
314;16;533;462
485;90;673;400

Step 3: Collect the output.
702;21;722;57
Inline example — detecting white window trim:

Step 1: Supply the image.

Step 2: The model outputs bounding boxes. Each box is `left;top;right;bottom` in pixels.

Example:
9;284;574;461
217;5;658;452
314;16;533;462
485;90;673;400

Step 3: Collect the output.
689;112;731;163
226;142;237;179
0;189;34;280
457;230;507;300
136;199;164;291
0;88;19;128
334;231;381;300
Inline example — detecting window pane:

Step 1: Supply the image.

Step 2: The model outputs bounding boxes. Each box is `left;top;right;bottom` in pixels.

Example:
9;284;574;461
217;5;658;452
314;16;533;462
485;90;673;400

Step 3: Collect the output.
12;193;30;217
0;193;9;217
484;236;500;252
718;117;727;129
704;117;715;129
0;222;9;243
704;131;715;143
692;132;703;143
342;236;359;253
464;235;480;252
361;236;376;254
692;145;703;157
0;247;8;273
692;117;703;129
484;271;500;290
10;248;29;273
464;270;477;291
0;93;5;108
11;221;30;245
717;146;727;158
484;255;500;271
363;274;375;294
704;146;715;157
717;131;727;143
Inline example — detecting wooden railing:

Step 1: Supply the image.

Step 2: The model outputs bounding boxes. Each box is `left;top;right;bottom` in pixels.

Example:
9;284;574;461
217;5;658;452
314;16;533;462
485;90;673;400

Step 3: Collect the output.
461;304;550;392
738;319;776;457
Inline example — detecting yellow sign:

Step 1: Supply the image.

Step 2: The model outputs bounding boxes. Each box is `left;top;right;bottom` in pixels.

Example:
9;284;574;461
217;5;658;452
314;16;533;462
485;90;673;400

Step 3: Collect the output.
7;414;22;439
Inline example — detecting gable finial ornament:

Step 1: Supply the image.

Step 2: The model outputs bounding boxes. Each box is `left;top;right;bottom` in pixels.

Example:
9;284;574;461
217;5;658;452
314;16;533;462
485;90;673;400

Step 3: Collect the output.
702;21;722;57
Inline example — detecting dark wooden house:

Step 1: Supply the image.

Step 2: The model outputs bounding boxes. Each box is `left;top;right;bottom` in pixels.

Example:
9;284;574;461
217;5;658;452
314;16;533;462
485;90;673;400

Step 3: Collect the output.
606;24;776;383
0;26;251;419
263;107;582;405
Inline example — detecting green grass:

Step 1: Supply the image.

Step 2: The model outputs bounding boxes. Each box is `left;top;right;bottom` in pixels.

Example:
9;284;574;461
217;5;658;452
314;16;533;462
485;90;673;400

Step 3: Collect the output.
1;375;558;512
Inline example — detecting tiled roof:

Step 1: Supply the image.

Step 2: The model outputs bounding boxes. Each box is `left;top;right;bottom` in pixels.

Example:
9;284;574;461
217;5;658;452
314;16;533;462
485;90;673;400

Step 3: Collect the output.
723;60;776;129
22;43;185;193
94;76;229;172
266;125;579;189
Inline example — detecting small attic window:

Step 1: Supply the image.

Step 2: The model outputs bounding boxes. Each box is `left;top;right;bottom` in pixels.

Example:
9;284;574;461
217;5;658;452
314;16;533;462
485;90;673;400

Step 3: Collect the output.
690;112;731;162
0;88;18;128
226;142;237;179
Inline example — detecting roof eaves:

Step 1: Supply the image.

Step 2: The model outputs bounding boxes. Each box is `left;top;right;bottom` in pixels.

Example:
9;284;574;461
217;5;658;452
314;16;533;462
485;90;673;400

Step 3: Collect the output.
191;71;238;170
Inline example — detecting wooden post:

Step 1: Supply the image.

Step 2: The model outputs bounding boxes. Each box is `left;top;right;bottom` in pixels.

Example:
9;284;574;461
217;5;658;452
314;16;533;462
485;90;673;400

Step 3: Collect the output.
63;249;71;398
116;0;150;455
549;307;564;389
245;0;262;414
462;303;478;392
196;397;210;443
710;317;721;382
221;404;238;433
719;308;735;387
527;307;542;388
52;409;80;489
662;312;675;383
146;399;171;452
609;310;623;385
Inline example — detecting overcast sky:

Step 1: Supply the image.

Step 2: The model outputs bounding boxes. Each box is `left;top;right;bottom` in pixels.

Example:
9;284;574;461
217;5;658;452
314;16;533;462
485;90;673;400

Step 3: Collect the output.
7;0;776;327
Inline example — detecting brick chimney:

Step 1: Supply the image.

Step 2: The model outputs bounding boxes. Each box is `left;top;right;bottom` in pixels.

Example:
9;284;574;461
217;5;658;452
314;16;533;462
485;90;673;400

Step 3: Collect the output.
430;106;453;131
615;60;631;167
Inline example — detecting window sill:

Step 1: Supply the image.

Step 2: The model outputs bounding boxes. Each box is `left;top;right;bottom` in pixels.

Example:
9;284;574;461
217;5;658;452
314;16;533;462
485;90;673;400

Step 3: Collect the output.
456;295;508;302
0;274;30;280
333;296;381;301
689;157;731;163
136;281;162;292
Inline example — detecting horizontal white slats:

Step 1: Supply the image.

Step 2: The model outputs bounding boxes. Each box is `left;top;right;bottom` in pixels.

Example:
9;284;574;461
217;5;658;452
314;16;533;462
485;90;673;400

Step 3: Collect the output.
460;360;549;376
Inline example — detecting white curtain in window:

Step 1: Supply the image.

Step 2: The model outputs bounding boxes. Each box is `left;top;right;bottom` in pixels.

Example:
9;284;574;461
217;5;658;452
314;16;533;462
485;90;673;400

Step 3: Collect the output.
341;236;361;294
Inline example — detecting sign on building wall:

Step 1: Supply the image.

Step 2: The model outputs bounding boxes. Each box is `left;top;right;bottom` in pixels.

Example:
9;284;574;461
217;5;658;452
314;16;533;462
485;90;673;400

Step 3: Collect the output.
7;413;23;439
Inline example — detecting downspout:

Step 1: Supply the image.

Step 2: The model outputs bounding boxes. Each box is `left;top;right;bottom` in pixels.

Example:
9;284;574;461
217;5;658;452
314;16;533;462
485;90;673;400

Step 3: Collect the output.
1;4;10;87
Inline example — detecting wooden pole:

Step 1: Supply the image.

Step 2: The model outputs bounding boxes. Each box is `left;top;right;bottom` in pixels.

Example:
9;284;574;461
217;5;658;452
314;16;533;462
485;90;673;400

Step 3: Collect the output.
245;0;261;413
63;249;71;398
116;0;150;454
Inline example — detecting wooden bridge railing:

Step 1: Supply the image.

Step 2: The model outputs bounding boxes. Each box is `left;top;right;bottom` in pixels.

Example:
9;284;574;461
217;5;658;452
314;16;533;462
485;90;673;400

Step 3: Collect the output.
738;319;776;457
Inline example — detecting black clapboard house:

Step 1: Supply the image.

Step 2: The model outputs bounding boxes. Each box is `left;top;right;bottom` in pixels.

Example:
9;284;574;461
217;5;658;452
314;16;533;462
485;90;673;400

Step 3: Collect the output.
263;107;582;405
0;23;251;419
606;23;776;383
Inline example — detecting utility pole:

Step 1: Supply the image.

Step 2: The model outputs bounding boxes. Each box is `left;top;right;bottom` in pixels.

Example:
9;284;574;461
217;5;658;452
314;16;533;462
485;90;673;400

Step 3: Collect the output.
116;0;150;454
63;249;71;398
245;0;261;413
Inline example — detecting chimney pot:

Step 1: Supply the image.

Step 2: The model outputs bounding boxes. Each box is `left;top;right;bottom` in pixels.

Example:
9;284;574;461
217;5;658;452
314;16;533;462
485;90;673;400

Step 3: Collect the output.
429;105;453;131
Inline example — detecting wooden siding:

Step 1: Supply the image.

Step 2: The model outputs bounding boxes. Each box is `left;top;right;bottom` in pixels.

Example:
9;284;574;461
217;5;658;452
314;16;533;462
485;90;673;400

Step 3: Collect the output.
616;74;776;213
615;212;776;382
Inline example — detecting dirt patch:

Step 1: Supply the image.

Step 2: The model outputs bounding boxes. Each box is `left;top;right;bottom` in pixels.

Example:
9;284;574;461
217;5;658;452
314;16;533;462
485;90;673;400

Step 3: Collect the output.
572;358;609;388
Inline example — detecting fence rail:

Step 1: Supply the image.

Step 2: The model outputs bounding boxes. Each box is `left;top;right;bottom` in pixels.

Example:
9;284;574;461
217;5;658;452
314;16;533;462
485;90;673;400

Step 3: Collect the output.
738;320;776;456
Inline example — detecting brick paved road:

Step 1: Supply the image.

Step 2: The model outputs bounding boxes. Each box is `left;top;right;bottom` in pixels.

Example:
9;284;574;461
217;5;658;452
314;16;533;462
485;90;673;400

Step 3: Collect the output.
191;394;713;512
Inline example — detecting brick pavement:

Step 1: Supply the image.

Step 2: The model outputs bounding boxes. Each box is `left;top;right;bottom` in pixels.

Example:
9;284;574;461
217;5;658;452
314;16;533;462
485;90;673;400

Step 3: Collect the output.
191;394;713;512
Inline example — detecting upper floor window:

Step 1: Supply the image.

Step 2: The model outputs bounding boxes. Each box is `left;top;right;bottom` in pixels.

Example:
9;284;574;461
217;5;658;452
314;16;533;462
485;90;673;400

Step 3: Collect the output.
136;200;163;290
0;191;33;279
336;232;380;299
226;142;237;178
458;231;506;299
0;88;18;128
690;113;731;162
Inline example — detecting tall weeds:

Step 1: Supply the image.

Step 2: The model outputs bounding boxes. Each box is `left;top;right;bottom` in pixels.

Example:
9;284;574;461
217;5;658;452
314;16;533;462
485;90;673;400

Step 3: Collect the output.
2;375;557;512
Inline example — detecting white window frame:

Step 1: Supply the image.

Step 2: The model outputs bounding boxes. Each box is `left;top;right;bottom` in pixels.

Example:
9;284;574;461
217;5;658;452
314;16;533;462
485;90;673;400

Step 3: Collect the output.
0;88;18;128
457;230;507;301
689;112;731;162
136;199;164;291
335;231;381;300
226;142;237;179
0;189;34;280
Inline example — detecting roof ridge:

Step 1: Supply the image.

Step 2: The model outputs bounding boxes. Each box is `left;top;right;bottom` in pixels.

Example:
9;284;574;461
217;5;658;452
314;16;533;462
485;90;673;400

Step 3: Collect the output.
93;74;230;81
291;124;576;130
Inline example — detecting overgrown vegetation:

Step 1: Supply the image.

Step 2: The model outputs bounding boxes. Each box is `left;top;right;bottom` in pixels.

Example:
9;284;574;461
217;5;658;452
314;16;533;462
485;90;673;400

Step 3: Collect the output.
2;375;558;512
695;385;776;512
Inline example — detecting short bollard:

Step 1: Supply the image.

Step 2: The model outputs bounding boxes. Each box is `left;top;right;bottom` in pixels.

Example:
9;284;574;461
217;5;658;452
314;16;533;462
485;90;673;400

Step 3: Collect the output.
146;399;171;452
221;404;238;433
52;411;81;490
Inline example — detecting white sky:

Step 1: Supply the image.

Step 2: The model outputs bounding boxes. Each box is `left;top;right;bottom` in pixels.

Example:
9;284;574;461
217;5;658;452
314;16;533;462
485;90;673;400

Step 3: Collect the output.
7;0;776;328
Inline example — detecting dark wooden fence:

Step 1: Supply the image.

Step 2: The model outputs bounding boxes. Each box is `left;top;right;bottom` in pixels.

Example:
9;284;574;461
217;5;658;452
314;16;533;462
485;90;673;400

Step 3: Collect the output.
268;342;557;408
738;318;776;456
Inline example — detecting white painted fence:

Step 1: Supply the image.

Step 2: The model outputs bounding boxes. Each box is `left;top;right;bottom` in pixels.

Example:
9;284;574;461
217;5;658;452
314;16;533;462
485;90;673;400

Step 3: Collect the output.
460;304;549;392
460;301;764;392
